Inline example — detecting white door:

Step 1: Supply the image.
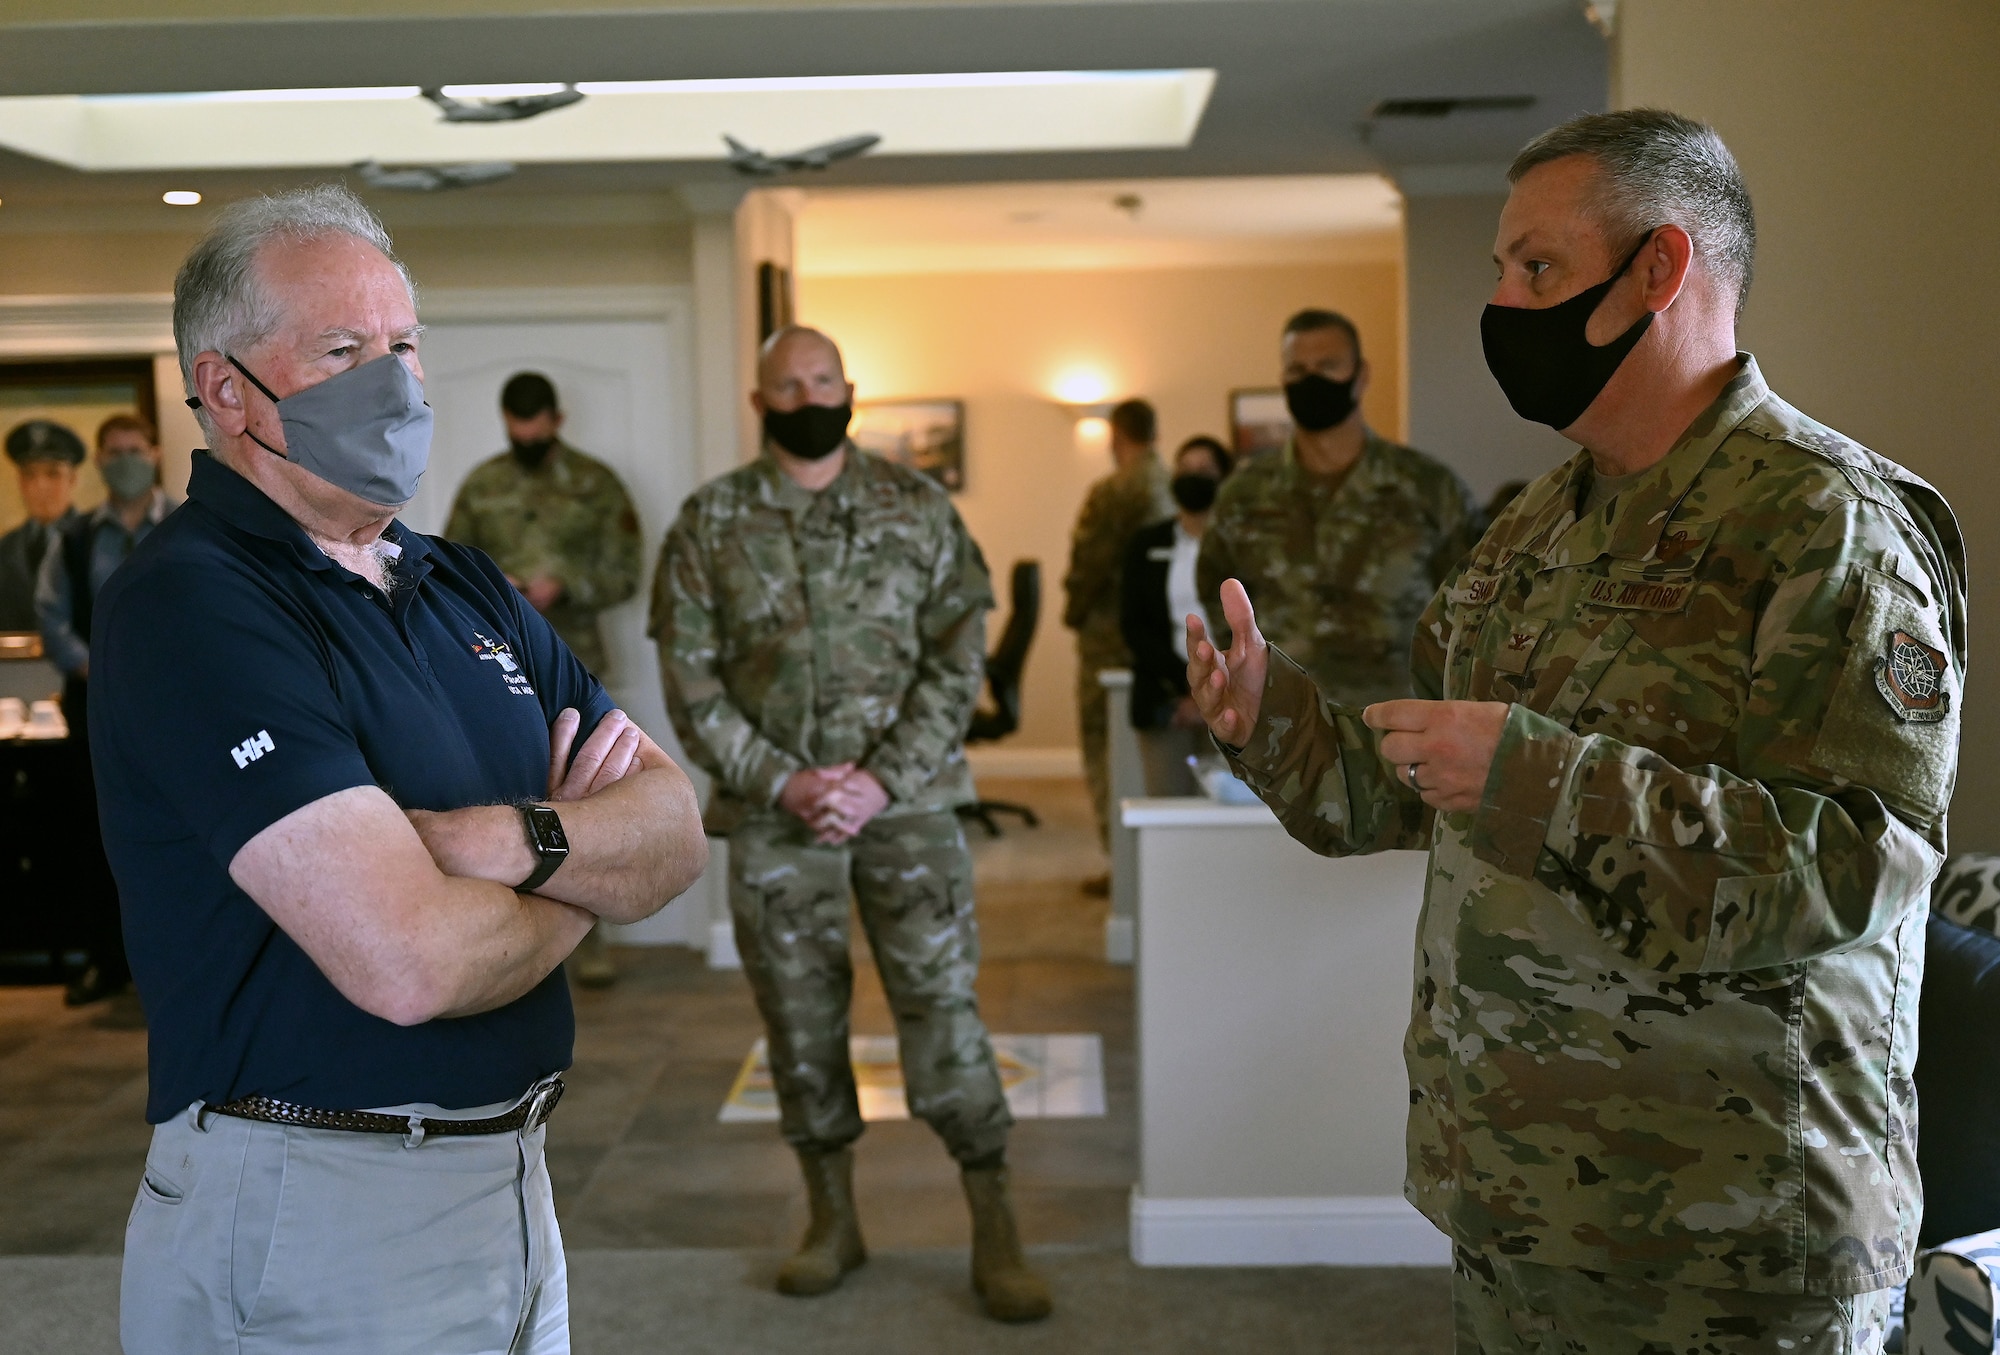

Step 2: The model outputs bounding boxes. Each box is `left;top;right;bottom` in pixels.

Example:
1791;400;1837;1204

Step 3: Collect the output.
411;307;712;946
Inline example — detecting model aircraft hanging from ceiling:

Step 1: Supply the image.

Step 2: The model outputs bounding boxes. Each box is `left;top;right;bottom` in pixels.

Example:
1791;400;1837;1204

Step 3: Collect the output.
724;133;881;177
354;159;516;190
421;85;585;123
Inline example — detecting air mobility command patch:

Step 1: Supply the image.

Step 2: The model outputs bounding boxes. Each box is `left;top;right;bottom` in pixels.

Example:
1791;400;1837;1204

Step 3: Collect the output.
1876;629;1951;722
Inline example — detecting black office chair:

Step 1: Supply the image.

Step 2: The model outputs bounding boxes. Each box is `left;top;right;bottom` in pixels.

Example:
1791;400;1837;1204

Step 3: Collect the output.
957;559;1042;838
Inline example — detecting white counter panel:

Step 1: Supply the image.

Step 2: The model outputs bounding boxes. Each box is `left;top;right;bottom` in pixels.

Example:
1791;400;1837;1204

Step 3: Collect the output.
1125;796;1444;1264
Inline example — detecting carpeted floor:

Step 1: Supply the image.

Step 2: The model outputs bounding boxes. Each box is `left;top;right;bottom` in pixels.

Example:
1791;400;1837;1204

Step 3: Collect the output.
0;1250;1453;1355
0;777;1453;1352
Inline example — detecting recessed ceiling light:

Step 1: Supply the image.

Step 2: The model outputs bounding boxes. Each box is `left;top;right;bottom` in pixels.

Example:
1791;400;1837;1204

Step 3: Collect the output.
162;190;201;205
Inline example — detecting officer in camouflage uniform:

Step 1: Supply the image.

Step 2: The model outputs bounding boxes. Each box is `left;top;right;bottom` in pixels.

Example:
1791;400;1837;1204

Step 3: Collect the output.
1063;398;1172;868
1197;310;1478;709
653;326;1049;1323
447;373;642;988
1190;111;1958;1353
445;372;641;680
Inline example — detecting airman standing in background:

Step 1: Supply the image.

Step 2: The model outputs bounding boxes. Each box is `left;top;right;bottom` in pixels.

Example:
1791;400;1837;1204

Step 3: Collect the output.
1197;310;1478;708
1062;397;1172;890
654;325;1050;1324
0;420;85;632
447;371;642;988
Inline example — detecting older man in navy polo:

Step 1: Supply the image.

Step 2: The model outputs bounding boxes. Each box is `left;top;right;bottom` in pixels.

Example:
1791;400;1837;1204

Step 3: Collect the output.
92;185;707;1354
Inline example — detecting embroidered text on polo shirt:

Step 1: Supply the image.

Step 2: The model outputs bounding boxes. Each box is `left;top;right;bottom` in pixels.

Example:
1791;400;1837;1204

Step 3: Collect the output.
472;631;537;696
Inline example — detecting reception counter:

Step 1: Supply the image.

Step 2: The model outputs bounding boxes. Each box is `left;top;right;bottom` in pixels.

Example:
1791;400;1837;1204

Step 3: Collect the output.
1121;796;1448;1267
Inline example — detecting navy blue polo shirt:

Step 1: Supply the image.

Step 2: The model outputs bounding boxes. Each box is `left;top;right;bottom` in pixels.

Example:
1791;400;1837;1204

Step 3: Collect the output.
92;452;614;1123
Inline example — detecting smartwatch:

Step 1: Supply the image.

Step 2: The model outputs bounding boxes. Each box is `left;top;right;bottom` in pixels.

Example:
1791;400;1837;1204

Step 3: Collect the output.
515;804;570;892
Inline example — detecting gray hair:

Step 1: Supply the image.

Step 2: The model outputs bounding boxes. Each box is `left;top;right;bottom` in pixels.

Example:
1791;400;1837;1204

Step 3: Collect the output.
172;184;415;429
1509;108;1756;313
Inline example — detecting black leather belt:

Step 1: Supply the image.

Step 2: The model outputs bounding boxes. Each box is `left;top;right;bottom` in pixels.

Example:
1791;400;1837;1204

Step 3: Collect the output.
209;1074;563;1138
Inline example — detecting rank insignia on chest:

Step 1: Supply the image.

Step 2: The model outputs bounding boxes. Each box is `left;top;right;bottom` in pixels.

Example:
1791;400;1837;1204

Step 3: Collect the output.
1582;576;1693;613
1875;629;1951;722
1489;617;1548;675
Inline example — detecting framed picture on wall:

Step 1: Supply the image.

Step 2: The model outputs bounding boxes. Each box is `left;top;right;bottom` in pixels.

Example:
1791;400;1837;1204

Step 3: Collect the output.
852;399;965;492
757;261;794;342
1228;387;1291;461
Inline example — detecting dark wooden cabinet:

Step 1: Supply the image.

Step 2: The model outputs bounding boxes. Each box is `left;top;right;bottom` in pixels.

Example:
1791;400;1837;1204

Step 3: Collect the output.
0;738;115;960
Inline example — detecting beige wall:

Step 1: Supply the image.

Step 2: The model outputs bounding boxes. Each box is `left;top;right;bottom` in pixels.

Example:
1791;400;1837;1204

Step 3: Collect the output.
1615;1;2000;848
0;221;690;298
0;206;692;531
798;257;1404;753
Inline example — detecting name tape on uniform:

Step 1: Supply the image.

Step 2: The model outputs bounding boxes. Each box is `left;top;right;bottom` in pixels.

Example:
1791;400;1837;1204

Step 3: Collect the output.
1583;577;1693;613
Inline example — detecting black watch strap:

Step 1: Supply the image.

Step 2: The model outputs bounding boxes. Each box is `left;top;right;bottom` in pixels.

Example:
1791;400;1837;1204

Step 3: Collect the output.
515;804;570;892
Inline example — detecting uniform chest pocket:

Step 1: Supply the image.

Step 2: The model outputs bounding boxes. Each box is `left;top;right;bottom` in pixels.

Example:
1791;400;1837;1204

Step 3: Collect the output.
1549;617;1740;764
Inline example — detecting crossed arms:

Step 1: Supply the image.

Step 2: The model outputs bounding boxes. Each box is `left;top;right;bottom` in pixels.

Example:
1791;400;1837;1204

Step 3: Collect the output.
228;707;707;1026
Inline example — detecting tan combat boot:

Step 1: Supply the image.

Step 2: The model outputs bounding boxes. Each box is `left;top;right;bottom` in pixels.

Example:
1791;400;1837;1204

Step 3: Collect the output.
776;1147;867;1296
570;922;615;989
962;1162;1052;1323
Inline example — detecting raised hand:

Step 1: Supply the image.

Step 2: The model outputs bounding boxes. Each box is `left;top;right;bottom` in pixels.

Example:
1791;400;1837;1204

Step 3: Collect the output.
1187;578;1269;746
1361;699;1509;814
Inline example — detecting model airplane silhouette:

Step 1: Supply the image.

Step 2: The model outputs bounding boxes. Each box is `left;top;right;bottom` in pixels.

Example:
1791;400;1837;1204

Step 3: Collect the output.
355;159;516;191
724;133;881;177
421;85;585;123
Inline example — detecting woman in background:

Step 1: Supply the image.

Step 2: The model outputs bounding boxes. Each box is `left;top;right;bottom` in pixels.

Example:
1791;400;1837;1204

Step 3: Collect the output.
1119;435;1232;796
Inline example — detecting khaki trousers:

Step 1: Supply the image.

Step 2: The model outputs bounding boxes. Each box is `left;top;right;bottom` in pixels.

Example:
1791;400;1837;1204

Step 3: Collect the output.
122;1096;567;1355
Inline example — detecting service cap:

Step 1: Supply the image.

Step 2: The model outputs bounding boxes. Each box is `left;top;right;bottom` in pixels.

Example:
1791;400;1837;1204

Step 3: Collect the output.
4;419;87;467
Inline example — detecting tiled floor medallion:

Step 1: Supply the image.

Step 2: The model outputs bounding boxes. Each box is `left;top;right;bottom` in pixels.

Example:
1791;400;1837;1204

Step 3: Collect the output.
720;1033;1106;1123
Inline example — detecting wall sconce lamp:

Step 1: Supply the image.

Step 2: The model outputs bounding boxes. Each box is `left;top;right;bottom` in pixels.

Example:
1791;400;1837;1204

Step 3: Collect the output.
1048;368;1119;421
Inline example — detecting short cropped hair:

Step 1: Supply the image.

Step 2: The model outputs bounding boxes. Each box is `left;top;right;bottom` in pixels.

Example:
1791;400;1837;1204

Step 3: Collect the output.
501;372;559;419
1282;309;1363;363
96;412;158;450
1176;434;1234;479
172;184;415;437
1509;108;1756;312
1108;398;1156;446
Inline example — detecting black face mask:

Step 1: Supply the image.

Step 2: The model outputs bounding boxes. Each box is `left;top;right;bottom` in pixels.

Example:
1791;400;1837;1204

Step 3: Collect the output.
1170;473;1219;514
1284;372;1358;432
764;402;852;461
1480;231;1658;430
509;437;556;470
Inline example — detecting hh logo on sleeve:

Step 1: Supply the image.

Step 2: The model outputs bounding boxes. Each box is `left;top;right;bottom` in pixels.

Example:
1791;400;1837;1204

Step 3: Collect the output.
230;729;275;769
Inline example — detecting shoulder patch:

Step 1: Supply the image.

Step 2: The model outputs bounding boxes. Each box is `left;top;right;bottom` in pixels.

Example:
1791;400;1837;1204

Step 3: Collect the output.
1875;630;1950;723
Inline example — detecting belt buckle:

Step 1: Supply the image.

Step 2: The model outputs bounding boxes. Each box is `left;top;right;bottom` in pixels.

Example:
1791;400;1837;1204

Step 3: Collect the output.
521;1075;563;1132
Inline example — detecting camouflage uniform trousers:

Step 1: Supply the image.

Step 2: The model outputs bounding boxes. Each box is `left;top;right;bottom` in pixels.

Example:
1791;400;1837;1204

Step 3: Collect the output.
1451;1246;1893;1355
727;808;1013;1163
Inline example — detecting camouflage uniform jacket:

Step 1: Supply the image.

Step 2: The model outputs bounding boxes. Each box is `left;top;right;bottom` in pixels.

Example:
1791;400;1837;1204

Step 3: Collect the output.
1064;450;1174;667
1226;359;1964;1296
444;441;641;675
652;446;994;835
1199;432;1478;707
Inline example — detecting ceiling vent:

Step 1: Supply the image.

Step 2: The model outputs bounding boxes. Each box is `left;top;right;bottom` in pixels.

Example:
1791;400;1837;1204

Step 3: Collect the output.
1360;95;1537;144
1368;95;1536;121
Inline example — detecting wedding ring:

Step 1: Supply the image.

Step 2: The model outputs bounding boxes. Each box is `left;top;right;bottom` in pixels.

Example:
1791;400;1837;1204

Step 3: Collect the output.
1406;763;1423;791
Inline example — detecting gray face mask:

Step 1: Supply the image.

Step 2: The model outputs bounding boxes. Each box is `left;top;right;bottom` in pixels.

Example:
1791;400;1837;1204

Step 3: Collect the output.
100;452;157;502
205;352;433;507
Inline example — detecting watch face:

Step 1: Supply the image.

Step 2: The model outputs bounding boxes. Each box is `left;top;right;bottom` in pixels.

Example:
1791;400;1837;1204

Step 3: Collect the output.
529;806;569;853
